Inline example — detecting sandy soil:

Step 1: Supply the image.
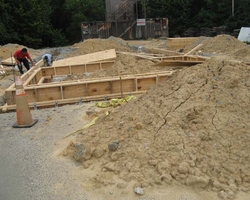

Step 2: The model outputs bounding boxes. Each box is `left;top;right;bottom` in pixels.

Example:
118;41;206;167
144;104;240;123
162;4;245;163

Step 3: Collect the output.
1;35;250;199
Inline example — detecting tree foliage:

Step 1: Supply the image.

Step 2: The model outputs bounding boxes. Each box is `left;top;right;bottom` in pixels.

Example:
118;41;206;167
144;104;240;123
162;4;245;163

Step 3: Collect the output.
0;0;250;47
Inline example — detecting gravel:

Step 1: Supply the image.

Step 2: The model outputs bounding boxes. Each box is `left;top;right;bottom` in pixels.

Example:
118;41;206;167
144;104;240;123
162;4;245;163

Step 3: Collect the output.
0;103;93;200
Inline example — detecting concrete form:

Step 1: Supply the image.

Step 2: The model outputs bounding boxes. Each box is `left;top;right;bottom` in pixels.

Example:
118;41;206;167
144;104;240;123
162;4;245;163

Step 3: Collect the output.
1;50;206;112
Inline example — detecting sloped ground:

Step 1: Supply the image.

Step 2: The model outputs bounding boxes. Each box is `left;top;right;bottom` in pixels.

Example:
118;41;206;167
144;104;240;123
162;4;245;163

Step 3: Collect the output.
64;58;250;199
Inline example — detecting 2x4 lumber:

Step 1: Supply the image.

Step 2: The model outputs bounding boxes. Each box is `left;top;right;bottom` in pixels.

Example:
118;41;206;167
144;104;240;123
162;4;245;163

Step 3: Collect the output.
184;44;203;56
52;49;117;67
5;59;44;90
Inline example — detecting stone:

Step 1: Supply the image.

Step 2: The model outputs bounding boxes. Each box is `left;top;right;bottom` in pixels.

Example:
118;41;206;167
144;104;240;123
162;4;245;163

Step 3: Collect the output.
134;187;144;195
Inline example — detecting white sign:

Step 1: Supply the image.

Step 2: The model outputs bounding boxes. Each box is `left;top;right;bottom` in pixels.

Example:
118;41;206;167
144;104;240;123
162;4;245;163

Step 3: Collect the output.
238;27;250;43
137;19;146;26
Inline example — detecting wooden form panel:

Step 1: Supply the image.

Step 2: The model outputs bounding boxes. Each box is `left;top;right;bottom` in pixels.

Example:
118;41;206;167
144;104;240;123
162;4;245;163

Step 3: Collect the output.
112;79;134;93
52;49;116;67
145;47;183;56
161;55;207;61
5;72;172;105
41;61;115;77
6;59;44;90
0;91;146;112
155;60;204;67
137;77;157;91
63;85;87;99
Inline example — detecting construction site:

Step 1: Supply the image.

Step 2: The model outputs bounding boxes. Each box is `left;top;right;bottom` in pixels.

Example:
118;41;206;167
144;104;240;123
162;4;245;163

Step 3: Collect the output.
1;34;250;200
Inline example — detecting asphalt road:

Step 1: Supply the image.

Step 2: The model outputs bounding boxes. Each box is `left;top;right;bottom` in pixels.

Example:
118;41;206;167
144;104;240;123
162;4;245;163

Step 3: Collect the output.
0;105;91;200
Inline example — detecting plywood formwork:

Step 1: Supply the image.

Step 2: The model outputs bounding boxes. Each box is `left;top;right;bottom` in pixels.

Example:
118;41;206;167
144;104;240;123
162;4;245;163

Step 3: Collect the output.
2;71;172;112
145;47;184;56
154;55;208;66
52;49;116;67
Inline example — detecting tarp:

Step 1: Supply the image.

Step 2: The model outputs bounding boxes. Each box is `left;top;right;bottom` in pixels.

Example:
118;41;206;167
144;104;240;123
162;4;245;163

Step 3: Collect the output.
238;27;250;43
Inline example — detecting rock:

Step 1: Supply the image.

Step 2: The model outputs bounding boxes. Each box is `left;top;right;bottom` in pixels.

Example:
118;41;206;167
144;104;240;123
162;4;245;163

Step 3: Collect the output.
92;147;104;158
108;141;119;151
134;187;144;195
74;143;85;161
74;143;91;162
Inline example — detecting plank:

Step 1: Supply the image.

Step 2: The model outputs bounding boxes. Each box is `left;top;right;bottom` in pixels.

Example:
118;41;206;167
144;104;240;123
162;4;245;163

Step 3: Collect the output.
5;72;173;105
145;47;184;56
184;44;203;56
0;91;146;113
154;60;204;67
117;51;161;62
52;49;117;67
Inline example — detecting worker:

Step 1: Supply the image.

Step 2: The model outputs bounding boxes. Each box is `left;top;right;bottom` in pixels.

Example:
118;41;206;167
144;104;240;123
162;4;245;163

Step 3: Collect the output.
14;48;35;74
42;53;53;67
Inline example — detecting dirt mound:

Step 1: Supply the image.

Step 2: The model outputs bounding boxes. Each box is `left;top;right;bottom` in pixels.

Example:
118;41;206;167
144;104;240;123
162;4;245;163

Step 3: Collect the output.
200;34;249;55
65;54;166;81
0;44;45;63
0;44;26;60
66;37;133;58
63;57;250;199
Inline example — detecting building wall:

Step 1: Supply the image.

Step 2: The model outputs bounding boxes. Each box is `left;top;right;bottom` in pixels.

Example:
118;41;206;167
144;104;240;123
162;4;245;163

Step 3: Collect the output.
105;0;137;21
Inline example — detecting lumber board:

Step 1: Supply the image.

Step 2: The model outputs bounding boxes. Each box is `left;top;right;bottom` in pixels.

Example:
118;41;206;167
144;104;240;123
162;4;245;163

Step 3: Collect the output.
117;51;162;62
161;55;207;62
6;59;45;90
41;61;115;77
145;47;184;56
154;60;204;67
184;44;203;55
25;71;172;87
52;49;117;67
0;91;146;113
5;72;173;106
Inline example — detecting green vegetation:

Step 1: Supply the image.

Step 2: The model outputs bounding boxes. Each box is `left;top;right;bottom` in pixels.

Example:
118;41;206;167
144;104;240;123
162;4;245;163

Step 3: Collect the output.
0;0;250;48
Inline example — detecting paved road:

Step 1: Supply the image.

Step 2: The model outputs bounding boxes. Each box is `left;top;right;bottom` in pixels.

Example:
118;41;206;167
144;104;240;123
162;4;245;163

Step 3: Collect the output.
0;105;90;200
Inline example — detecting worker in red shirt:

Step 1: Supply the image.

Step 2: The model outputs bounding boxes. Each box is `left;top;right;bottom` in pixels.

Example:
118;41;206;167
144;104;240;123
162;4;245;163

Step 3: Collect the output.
13;48;35;74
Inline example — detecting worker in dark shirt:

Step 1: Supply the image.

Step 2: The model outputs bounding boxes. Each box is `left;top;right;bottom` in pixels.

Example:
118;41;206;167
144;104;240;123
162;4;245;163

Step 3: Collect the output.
13;48;35;74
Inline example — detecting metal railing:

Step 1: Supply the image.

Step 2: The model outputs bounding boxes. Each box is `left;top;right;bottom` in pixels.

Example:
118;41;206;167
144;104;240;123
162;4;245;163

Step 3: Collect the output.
114;0;138;21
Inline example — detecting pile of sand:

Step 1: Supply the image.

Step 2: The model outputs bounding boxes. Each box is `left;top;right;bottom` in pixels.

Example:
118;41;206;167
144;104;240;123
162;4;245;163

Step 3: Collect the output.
65;54;165;81
0;44;39;61
66;37;133;58
64;57;250;199
199;34;249;55
204;35;250;62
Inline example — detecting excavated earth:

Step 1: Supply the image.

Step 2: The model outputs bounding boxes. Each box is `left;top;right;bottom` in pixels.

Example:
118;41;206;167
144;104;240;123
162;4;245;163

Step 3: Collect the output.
1;34;250;199
64;57;250;200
